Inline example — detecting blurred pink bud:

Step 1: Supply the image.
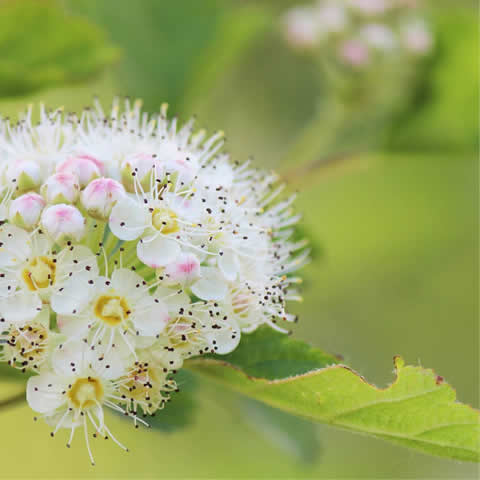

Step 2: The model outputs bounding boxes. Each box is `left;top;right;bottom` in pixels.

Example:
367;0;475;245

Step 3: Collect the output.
348;0;390;15
81;177;126;220
283;7;320;49
361;23;397;51
41;204;86;243
9;192;45;230
339;39;370;67
56;154;103;187
316;3;348;34
41;173;80;204
403;21;433;54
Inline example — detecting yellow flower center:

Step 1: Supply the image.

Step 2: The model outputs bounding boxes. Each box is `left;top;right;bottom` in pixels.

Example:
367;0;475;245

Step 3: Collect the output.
22;256;56;291
68;377;104;409
151;208;179;234
93;295;130;326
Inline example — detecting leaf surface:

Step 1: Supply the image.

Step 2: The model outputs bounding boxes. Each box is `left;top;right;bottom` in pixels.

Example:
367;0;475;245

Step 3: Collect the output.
188;329;479;462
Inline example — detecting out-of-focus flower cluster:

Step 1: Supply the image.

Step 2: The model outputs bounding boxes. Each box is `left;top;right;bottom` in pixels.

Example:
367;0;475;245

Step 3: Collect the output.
0;99;306;462
283;0;433;69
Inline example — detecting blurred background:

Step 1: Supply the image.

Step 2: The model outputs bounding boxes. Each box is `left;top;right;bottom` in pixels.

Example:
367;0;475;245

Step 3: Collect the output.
0;0;477;477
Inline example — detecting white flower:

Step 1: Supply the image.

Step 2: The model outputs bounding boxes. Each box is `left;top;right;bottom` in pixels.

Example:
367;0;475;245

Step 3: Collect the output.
0;307;53;371
56;268;172;353
0;225;98;323
116;356;178;416
26;340;136;464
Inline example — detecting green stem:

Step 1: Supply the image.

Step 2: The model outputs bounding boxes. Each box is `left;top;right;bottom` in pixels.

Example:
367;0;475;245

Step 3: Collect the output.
0;391;25;412
280;98;346;172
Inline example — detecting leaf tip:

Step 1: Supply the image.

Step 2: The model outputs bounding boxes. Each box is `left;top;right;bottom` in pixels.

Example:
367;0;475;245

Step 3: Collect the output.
393;355;405;370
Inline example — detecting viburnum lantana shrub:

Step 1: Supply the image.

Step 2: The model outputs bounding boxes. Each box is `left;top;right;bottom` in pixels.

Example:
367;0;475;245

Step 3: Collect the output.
0;100;307;463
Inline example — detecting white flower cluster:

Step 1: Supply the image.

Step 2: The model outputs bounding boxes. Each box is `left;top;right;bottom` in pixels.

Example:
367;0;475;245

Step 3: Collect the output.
283;0;433;67
0;99;307;463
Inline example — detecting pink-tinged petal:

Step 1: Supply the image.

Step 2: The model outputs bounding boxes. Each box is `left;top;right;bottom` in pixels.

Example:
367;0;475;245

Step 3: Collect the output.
137;235;180;268
164;253;200;284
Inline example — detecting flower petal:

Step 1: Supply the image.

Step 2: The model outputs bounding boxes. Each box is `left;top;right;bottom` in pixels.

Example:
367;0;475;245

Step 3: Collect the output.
137;235;180;268
0;291;42;324
191;267;227;301
131;297;169;337
50;272;96;315
204;318;241;355
218;250;239;282
0;224;31;267
109;197;148;241
27;372;66;414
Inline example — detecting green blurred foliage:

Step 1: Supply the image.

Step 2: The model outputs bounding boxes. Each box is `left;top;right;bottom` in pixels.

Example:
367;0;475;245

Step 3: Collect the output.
0;0;119;97
66;0;268;114
387;7;478;152
145;370;198;432
241;397;321;463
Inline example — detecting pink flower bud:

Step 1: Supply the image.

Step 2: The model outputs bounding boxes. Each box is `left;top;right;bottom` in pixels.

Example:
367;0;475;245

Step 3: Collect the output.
6;160;41;191
9;193;45;230
164;253;201;285
121;153;160;193
81;177;126;220
283;7;320;49
403;21;433;55
56;154;103;187
361;24;397;51
41;204;86;243
348;0;390;15
339;39;370;67
41;173;80;204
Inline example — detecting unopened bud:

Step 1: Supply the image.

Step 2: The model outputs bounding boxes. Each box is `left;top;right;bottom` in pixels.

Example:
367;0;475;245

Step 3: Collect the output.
56;154;103;187
121;153;160;193
41;173;80;204
41;204;86;243
9;192;45;230
81;178;125;220
7;160;41;192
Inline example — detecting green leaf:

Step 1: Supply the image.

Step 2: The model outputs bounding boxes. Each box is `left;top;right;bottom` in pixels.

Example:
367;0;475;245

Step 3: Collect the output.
187;330;480;462
0;0;119;97
204;326;340;380
141;370;197;433
241;397;321;463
